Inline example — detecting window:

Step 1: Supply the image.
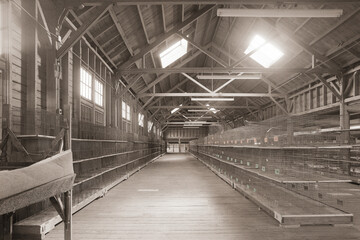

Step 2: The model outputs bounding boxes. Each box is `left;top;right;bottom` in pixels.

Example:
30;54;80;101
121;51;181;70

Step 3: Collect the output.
153;126;156;134
148;121;153;132
244;35;284;68
138;113;144;127
122;101;131;121
80;67;92;100
160;39;188;68
94;79;104;106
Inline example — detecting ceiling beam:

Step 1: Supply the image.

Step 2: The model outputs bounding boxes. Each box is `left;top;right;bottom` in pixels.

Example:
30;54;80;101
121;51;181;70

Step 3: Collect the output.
116;74;143;98
178;33;228;67
161;5;167;32
119;67;339;74
181;73;212;93
137;5;150;44
64;0;360;7
68;10;117;68
117;5;214;70
309;7;360;46
139;92;281;98
147;78;189;108
64;18;114;73
57;5;111;59
314;73;342;100
109;8;134;56
262;18;341;71
137;50;203;95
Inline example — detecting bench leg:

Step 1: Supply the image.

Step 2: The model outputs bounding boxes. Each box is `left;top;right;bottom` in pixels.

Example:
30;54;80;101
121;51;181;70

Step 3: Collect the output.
1;212;13;240
64;190;72;240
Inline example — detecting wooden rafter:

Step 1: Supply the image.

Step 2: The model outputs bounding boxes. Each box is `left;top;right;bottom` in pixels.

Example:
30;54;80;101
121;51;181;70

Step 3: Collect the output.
137;50;203;95
268;85;288;115
314;73;342;100
309;7;360;46
139;92;281;98
148;78;189;108
262;18;341;71
118;5;215;69
64;18;114;72
64;0;360;8
178;33;228;67
161;5;167;32
137;5;150;43
57;5;111;59
109;7;134;56
119;67;338;74
68;10;117;68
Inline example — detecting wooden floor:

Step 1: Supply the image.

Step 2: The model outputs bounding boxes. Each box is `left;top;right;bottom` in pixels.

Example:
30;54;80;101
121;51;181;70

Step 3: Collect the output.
46;153;360;240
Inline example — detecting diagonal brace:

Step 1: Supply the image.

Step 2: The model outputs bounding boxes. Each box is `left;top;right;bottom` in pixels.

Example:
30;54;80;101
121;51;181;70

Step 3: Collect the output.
314;73;342;100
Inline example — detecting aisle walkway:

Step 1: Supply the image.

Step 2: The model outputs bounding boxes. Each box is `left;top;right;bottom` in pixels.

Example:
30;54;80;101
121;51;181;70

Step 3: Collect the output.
46;153;360;239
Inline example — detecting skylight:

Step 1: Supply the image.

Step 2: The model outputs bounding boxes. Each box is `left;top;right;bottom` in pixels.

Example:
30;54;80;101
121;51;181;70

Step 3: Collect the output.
244;35;284;68
209;107;219;114
160;39;188;68
171;104;182;114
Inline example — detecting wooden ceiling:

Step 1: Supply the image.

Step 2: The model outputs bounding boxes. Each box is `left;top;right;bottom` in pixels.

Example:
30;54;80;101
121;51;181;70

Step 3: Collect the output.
59;0;360;125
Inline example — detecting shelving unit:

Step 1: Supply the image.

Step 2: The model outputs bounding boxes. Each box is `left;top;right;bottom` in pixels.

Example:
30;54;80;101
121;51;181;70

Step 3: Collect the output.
0;134;165;239
190;118;360;227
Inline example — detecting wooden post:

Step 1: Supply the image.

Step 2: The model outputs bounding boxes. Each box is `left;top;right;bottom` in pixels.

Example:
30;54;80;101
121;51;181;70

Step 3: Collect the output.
339;76;351;175
24;0;38;135
64;190;72;240
287;117;294;145
64;104;72;150
1;212;13;240
72;42;81;138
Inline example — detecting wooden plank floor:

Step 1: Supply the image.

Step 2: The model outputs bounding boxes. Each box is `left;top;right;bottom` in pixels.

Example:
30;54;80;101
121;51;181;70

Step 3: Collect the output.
46;153;360;240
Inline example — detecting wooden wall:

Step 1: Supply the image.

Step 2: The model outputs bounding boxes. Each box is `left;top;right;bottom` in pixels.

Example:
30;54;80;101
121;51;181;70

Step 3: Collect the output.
0;0;162;143
164;127;208;142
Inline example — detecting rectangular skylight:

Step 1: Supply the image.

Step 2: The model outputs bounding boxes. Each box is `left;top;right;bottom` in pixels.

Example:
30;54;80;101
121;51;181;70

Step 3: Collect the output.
244;35;284;68
171;104;182;114
160;39;188;68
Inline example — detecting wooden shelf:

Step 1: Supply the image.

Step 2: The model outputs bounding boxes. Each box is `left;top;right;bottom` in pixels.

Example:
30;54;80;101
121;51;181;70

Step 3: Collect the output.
197;151;356;184
73;147;160;163
200;144;354;150
73;152;161;186
193;153;353;227
13;153;164;238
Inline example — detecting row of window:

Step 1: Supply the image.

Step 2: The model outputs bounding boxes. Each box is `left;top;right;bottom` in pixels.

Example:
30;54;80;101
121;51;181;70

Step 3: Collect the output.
80;67;104;107
81;67;159;135
122;101;156;133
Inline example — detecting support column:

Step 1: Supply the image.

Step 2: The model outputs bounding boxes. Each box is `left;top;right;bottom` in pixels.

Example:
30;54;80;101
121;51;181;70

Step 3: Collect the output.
0;212;13;240
64;190;72;240
24;0;38;134
72;42;81;138
339;76;351;175
46;49;58;135
287;117;294;145
2;0;12;139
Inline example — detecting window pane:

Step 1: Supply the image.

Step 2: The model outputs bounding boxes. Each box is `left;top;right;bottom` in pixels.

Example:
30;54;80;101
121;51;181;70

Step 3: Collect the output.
95;79;104;106
126;105;131;121
80;68;92;100
122;101;126;119
148;121;153;132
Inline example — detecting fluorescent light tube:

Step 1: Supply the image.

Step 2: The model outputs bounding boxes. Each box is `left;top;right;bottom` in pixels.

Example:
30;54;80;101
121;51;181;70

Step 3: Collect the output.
191;98;234;101
217;9;343;18
196;75;262;80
